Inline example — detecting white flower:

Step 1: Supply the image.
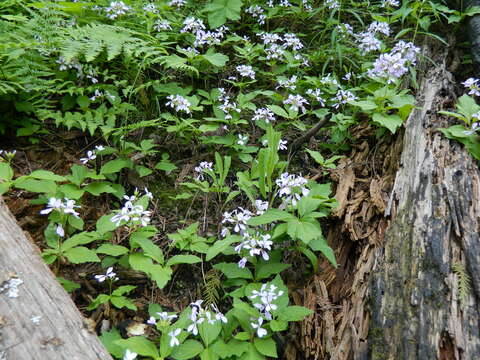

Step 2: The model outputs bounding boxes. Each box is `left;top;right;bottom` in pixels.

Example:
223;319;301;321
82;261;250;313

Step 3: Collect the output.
250;284;284;319
221;207;253;236
154;19;172;31
237;134;249;146
463;78;480;97
55;224;65;237
144;188;153;200
254;200;269;215
105;1;131;19
332;89;357;109
325;0;340;10
382;0;399;7
94;267;118;283
169;328;181;347
282;33;303;51
306;89;325;106
123;349;137;360
368;21;391;36
157;312;178;322
166;95;192;113
194;161;213;181
40;198;63;215
251;317;267;338
211;304;228;323
238;257;248;268
80;150;96;164
147;316;157;325
143;3;158;13
252;108;276;123
245;5;266;25
283;94;309;113
236;65;256;80
276;75;298;91
95;145;105;152
187;314;204;335
275;172;309;207
169;0;187;7
181;17;205;33
357;31;381;54
278;139;288;151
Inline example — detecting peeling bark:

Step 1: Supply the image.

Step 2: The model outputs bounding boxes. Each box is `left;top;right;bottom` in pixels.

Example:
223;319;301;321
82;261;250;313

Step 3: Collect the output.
0;198;112;360
369;44;480;359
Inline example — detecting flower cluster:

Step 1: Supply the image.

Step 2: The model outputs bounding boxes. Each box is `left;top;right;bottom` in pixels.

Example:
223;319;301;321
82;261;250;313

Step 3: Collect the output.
332;89;357;109
40;197;81;218
168;0;187;8
261;138;288;150
235;232;273;268
245;5;266;25
306;88;326;106
258;32;304;61
368;41;420;83
105;1;131;20
275;172;309;207
325;0;340;10
283;94;309;113
80;145;105;164
194;161;213;180
462;78;480;97
276;75;298;91
154;19;172;31
252;108;276;123
237;134;249;146
166;94;192;113
187;300;228;336
221;207;253;237
250;283;284;320
111;190;152;227
236;65;256;80
356;21;390;54
218;88;241;120
382;0;400;7
94;267;118;282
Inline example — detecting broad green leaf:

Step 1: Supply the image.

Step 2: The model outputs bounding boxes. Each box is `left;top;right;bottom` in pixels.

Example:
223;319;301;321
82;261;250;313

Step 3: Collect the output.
110;296;137;310
256;263;290;280
96;214;117;234
205;0;243;28
59;184;84;199
254;337;277;358
96;244;129;256
297;197;323;217
100;328;124;359
203;50;229;67
66;164;87;186
267;104;289;119
206;235;240;261
308;237;337;267
61;232;99;251
84;182;116;196
115;337;159;358
57;277;80;292
100;158;133;175
14;178;57;194
64;246;100;264
213;262;253;279
372;113;403;134
0;163;13;182
278;306;313;321
247;209;295;226
149;264;172;289
166;254;202;267
29;170;66;182
286;218;320;243
134;237;164;264
269;319;288;331
171;339;204;360
87;294;111;310
199;319;222;346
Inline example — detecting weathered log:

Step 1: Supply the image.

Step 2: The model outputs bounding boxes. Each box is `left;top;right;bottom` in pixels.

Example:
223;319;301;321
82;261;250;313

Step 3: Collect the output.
369;43;480;358
0;198;113;360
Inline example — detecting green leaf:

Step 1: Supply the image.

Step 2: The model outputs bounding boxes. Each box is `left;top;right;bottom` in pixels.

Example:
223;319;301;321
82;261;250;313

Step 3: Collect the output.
305;149;325;165
166;254;202;267
203;50;229;67
171;339;204;360
66;164;88;186
256;263;290;280
149;265;172;289
64;246;100;264
111;295;137;310
61;232;98;251
87;294;111;310
309;237;337;267
84;182;116;196
100;328;124;359
0;163;13;182
59;184;84;199
199;319;222;346
14;178;57;194
254;337;277;358
96;214;117;234
134;237;164;264
214;262;253;279
115;337;159;358
352;100;378;111
269;319;288;331
206;236;239;261
298;197;323;217
267;104;289;119
372;113;403;134
96;244;129;256
100;158;133;175
248;209;295;226
57;277;80;292
29;170;66;182
279;306;313;322
286;218;320;243
205;0;243;28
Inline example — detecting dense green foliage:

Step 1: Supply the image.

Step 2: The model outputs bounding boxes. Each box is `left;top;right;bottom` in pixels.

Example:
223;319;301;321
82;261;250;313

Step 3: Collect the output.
0;0;472;359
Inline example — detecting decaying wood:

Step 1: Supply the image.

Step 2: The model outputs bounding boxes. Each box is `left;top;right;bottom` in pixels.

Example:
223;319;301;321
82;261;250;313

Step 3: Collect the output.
0;198;113;360
369;42;480;359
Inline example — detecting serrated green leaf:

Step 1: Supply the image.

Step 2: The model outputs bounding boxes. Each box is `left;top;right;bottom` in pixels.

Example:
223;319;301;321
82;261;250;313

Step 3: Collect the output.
64;246;100;264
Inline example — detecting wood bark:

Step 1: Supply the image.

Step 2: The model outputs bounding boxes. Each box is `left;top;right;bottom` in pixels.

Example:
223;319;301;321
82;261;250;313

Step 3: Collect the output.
369;43;480;359
0;198;113;360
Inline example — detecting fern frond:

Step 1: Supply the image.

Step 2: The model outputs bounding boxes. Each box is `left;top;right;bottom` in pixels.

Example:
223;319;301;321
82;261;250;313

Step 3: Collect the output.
452;262;471;308
202;269;221;307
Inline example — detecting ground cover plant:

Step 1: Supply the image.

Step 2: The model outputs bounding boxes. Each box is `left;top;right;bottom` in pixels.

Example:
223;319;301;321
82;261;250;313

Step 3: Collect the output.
0;0;473;359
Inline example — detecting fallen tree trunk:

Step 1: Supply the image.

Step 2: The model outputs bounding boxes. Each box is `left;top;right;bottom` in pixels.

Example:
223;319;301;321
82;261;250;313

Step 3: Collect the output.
0;197;113;360
369;42;480;359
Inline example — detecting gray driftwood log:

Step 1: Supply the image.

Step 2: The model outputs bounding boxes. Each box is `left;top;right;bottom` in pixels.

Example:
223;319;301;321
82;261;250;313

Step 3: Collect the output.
0;198;112;360
369;44;480;358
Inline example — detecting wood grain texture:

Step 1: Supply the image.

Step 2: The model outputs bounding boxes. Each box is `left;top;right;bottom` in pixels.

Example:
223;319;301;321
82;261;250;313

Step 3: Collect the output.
0;198;113;360
369;43;480;359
